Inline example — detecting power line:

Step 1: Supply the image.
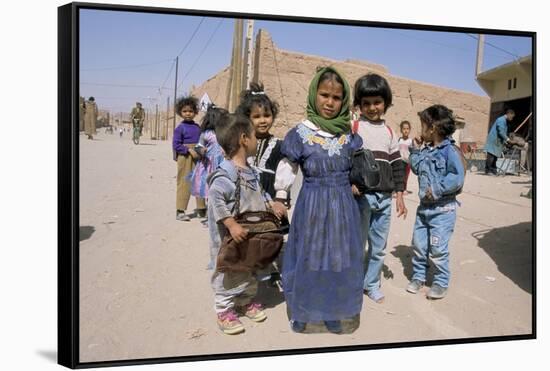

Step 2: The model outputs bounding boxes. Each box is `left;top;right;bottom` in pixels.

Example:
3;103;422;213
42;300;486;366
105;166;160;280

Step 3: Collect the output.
159;59;176;93
176;17;206;58
80;58;174;71
466;34;520;59
81;82;172;89
178;19;225;90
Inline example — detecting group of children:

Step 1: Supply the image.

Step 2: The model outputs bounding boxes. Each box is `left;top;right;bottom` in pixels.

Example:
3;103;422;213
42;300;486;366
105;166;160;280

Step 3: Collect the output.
171;68;465;335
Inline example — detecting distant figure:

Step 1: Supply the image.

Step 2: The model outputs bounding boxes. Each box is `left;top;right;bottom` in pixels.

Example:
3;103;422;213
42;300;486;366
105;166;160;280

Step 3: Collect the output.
173;95;205;221
130;102;145;136
484;109;514;175
398;120;413;193
119;128;123;138
83;97;98;140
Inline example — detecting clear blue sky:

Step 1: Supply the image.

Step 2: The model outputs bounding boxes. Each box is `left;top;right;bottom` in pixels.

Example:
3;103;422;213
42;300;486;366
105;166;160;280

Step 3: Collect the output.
79;8;532;113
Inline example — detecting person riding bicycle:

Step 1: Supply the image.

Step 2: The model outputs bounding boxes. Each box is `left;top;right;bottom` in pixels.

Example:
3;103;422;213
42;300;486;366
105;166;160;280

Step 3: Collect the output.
130;102;145;136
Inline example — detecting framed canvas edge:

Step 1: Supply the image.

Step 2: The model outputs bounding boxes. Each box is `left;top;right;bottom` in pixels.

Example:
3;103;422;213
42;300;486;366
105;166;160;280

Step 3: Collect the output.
58;1;537;368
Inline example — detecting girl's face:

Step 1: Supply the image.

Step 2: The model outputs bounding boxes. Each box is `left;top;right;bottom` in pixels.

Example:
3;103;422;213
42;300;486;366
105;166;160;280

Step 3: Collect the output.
249;104;274;138
315;79;344;119
359;96;386;122
420;121;435;143
401;124;411;138
180;105;196;121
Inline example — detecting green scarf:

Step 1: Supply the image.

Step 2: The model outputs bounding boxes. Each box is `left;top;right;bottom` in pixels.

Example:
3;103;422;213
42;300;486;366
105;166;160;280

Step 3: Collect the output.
306;66;351;136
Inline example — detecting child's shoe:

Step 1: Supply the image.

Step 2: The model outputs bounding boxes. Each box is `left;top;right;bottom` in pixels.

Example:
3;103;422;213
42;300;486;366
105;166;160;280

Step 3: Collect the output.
217;309;245;335
290;320;306;333
241;302;267;322
406;279;424;294
365;289;385;304
426;284;447;300
176;211;190;221
324;320;343;334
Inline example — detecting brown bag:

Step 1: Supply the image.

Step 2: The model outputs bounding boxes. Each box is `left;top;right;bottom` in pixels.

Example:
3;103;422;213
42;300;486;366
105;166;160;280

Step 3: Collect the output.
216;171;284;273
216;211;284;273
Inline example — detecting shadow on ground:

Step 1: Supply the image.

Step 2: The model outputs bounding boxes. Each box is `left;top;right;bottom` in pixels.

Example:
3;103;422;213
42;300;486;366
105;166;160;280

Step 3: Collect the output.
36;350;57;363
79;226;95;242
391;244;436;286
472;222;532;293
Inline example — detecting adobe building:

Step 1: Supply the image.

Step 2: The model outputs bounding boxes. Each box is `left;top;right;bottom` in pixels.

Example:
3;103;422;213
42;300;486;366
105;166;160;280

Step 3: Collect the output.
192;29;490;144
476;55;532;139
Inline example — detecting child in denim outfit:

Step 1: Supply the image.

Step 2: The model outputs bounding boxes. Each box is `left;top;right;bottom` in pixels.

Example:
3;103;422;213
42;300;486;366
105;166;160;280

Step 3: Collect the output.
406;105;465;300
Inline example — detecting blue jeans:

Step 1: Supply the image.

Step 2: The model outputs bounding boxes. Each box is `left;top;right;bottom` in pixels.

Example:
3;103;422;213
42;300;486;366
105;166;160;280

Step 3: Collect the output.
411;202;457;288
357;192;392;292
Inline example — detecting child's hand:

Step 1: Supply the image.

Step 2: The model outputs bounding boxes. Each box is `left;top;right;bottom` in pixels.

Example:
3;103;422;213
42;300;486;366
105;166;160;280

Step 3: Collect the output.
271;201;288;219
228;223;248;243
413;136;423;147
395;192;408;219
351;184;362;196
188;149;199;160
425;188;434;201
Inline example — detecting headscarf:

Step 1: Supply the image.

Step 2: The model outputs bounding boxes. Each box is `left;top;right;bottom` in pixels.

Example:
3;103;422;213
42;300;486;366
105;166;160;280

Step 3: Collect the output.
306;66;351;135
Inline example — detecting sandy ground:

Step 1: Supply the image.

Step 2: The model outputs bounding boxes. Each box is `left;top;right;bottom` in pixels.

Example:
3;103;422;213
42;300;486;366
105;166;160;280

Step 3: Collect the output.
78;130;533;363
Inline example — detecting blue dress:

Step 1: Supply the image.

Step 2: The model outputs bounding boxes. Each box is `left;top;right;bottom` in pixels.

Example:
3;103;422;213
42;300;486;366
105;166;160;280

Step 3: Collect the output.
281;123;364;323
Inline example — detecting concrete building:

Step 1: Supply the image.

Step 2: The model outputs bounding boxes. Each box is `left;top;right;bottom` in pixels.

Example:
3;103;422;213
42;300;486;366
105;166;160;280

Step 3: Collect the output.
476;55;533;139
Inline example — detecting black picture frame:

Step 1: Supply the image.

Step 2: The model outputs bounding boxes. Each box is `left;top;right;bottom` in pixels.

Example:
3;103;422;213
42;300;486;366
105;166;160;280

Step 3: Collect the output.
58;2;536;369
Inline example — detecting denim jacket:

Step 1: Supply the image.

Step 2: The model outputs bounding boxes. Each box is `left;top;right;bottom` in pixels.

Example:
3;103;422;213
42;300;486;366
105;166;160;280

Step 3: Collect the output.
409;138;465;205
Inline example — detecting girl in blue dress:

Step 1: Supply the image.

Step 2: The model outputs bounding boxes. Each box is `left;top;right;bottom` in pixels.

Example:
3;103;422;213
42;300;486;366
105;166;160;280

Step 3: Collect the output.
273;66;364;334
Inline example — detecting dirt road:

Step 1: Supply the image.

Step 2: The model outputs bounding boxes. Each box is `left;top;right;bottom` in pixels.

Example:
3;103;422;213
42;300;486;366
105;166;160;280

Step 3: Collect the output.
78;131;532;363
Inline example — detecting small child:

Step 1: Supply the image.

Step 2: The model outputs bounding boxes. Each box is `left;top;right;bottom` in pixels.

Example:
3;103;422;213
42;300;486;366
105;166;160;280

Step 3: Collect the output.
188;104;228;220
398;120;413;193
207;113;277;335
172;96;206;221
406;105;465;300
236;82;288;284
352;73;407;304
236;82;286;201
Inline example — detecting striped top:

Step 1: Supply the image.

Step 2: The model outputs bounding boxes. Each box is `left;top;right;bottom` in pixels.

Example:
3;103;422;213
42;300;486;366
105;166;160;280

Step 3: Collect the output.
356;119;405;193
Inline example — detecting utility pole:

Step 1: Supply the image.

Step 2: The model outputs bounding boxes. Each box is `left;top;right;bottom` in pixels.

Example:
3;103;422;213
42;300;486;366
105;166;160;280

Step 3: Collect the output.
231;19;244;111
166;96;170;141
242;20;254;90
155;103;159;140
226;20;238;111
173;56;179;134
476;34;485;77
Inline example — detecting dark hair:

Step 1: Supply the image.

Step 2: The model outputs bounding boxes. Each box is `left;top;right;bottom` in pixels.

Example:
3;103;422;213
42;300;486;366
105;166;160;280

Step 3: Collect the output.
215;113;254;158
505;108;515;115
200;104;229;132
175;95;199;115
88;96;95;102
353;73;392;111
418;104;456;138
235;82;279;119
400;120;411;130
317;66;345;89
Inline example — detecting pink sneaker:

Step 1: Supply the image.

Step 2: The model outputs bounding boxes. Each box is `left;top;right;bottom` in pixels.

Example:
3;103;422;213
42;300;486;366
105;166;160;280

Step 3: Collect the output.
217;309;245;335
241;302;267;322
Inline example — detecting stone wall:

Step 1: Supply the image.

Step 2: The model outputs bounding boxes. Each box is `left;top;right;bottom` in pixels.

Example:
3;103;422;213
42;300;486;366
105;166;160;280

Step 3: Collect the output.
192;29;490;144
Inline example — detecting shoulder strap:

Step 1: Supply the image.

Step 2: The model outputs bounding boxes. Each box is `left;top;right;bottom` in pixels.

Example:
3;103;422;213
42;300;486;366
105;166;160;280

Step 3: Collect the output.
386;125;394;141
234;169;241;215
